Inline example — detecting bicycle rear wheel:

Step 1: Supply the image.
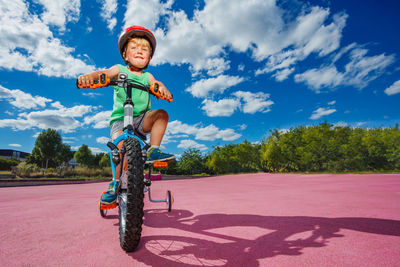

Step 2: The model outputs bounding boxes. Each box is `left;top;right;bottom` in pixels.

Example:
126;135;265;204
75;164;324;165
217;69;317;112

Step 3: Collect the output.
118;137;144;252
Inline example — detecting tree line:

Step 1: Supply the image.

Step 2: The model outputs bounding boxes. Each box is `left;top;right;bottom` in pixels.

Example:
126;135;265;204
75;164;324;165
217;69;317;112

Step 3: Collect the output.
260;122;400;172
25;129;110;170
163;122;400;175
7;124;399;174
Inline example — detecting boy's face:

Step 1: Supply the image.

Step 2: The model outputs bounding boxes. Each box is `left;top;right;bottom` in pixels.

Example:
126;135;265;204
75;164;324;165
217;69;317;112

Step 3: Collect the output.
124;40;151;69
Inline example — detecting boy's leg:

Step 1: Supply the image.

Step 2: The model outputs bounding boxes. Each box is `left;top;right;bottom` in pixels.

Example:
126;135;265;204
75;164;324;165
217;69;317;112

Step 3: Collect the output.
111;130;124;180
142;109;175;162
142;109;169;146
100;129;124;205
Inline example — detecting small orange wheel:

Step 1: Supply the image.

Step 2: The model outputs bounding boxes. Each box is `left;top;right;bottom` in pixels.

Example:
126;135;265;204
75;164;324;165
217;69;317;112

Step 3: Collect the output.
166;190;173;212
99;201;107;217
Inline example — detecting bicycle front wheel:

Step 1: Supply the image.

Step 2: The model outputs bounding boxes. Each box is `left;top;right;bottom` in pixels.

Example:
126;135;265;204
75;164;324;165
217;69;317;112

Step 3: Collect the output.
118;137;144;252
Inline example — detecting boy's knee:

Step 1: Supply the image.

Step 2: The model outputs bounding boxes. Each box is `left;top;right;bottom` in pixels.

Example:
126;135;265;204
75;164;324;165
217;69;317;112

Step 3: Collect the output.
156;109;169;120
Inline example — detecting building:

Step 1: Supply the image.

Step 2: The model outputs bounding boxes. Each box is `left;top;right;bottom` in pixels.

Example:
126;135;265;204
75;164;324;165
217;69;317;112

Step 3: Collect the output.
0;149;30;161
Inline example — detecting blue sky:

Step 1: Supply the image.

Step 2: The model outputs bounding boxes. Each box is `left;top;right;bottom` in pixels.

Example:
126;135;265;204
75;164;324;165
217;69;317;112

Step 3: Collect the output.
0;0;399;157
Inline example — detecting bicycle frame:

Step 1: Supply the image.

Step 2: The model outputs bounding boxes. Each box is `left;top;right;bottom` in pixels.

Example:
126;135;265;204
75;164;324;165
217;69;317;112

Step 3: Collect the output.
107;72;150;192
109;128;148;193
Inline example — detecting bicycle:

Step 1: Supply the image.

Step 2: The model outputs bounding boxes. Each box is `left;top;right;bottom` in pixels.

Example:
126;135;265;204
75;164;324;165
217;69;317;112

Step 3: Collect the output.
77;73;174;252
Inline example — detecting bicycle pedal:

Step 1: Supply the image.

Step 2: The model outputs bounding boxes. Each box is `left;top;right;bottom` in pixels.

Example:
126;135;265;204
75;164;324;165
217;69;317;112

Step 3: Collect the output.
100;202;117;210
153;161;168;168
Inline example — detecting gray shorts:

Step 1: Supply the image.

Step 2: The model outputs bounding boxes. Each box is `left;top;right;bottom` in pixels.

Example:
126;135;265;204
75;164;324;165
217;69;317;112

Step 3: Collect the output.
110;111;150;137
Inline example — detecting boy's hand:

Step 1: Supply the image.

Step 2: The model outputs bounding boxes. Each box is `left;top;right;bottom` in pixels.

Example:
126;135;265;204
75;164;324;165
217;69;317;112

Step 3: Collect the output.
77;75;94;88
150;82;173;102
159;85;172;99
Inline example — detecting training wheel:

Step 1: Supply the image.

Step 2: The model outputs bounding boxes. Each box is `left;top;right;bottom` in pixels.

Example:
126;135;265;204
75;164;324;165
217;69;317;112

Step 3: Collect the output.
166;190;173;212
99;201;107;217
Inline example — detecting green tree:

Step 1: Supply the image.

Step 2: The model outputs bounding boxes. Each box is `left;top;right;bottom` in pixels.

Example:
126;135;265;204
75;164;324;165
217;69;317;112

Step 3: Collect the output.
99;153;111;168
74;144;94;167
260;123;400;173
56;143;74;166
162;159;179;175
92;153;105;168
0;158;20;171
206;142;261;174
30;129;63;169
178;149;207;175
261;130;284;172
206;145;234;174
232;140;261;172
385;125;400;170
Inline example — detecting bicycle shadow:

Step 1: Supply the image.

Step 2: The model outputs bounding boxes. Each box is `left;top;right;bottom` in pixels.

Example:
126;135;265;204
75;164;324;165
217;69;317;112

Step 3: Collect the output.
128;209;400;266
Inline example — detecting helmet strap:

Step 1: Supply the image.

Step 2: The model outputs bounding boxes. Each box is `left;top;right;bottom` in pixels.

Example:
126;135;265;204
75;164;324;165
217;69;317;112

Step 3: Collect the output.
127;63;148;72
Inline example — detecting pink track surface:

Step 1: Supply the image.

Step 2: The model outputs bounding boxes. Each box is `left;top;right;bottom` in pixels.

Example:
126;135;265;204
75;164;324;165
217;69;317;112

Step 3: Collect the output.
1;173;400;266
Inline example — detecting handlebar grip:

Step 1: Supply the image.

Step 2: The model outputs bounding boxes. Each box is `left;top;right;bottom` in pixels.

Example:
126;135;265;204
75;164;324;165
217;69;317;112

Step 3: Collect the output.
76;73;110;89
149;83;173;102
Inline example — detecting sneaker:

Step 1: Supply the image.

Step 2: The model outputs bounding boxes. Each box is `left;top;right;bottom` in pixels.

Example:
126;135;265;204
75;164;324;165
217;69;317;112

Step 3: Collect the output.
146;147;175;163
100;180;119;205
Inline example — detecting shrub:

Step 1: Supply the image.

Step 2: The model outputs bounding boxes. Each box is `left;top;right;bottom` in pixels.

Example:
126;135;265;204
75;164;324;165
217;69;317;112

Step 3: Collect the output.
13;162;41;177
0;158;20;171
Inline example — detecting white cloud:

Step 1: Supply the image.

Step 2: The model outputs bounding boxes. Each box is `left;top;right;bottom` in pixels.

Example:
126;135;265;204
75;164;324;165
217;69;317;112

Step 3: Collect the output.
84;110;112;129
295;47;395;92
0;119;33;131
294;66;344;92
344;48;395;88
96;136;110;144
9;143;22;147
89;147;107;155
0;102;93;133
238;124;247;130
271;67;295;81
178;139;207;151
256;9;347;79
186;75;244;98
310;107;336;120
149;1;347;77
100;0;117;31
201;58;231;77
328;100;336;105
152;9;224;75
146;1;391;90
195;124;241;141
0;85;52;109
21;110;83;132
0;0;95;77
167;120;241;142
62;136;78;144
200;90;274;117
72;145;106;155
36;0;80;31
123;0;173;31
334;121;348;127
167;120;198;136
233;91;274;114
82;92;103;98
384;80;400;96
201;98;240;117
49;102;93;117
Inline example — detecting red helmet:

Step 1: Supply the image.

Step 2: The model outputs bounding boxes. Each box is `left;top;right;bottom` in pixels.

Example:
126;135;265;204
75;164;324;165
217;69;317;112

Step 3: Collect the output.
118;25;156;59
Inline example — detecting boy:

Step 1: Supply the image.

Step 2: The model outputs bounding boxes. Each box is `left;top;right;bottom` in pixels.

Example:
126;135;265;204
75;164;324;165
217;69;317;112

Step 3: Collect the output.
77;26;175;205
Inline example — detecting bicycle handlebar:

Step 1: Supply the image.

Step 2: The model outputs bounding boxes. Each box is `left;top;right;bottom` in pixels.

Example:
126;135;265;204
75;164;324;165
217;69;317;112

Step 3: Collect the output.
76;73;173;102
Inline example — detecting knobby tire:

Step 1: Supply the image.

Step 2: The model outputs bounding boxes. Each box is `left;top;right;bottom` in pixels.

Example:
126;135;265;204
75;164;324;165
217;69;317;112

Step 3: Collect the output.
118;137;144;252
